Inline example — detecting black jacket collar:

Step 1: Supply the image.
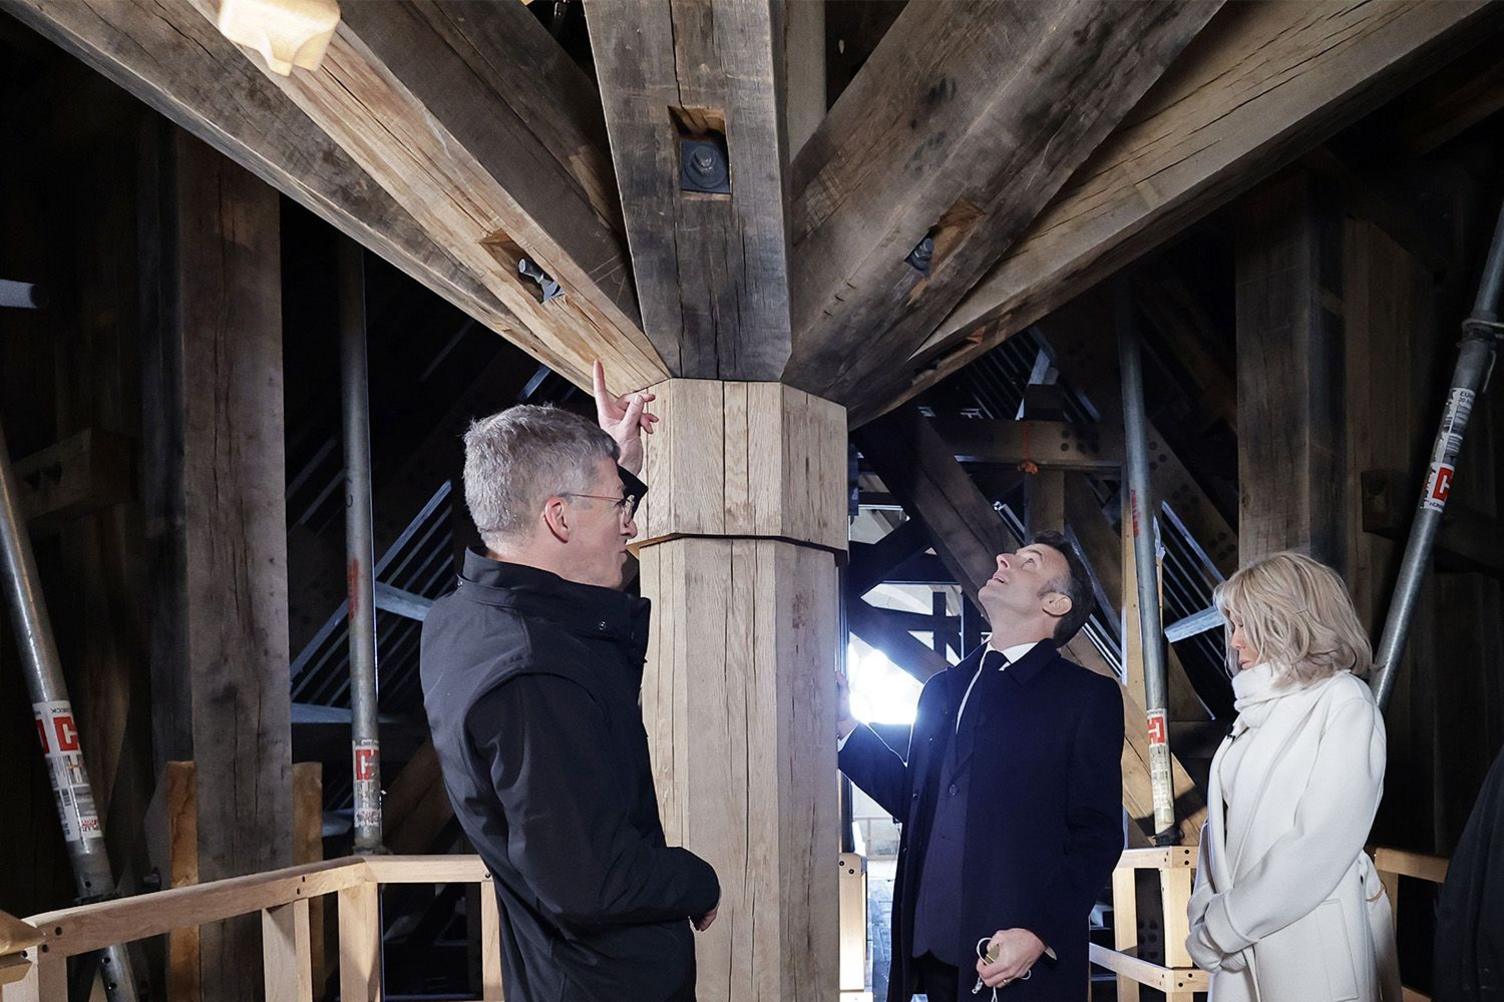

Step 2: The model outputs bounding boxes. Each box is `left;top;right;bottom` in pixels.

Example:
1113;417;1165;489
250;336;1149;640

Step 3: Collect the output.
456;548;650;649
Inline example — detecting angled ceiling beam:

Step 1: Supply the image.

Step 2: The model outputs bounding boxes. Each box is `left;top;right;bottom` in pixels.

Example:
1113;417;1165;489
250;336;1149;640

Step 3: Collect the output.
883;0;1501;421
3;0;525;357
227;0;667;391
586;0;795;379
782;0;1223;406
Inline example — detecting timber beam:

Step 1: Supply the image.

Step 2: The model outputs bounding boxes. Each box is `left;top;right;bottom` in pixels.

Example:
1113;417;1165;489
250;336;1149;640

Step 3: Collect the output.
931;417;1121;471
586;0;797;379
783;0;1221;406
4;0;668;394
878;0;1501;424
1362;470;1504;578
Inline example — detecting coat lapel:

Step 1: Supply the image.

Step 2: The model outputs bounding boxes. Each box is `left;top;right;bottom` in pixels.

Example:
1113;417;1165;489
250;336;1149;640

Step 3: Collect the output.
949;641;1057;780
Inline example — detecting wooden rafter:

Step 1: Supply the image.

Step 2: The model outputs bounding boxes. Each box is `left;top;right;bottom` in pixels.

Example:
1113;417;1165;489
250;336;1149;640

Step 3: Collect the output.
782;0;1222;406
877;0;1500;423
586;0;797;379
6;0;669;393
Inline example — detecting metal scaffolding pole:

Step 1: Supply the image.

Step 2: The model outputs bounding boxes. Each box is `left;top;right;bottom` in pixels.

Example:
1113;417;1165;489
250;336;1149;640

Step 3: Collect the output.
1118;278;1178;844
340;238;384;852
0;415;141;1001
1371;199;1504;711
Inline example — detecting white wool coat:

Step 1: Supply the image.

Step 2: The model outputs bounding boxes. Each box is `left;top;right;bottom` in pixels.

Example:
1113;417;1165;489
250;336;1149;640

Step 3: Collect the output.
1186;667;1401;1002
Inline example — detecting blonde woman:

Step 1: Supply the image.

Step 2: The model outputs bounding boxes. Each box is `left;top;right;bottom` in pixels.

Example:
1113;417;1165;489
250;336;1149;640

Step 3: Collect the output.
1186;551;1401;1002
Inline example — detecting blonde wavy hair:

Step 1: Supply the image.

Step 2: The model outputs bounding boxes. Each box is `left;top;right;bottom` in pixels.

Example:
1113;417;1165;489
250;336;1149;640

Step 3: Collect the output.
1212;551;1373;686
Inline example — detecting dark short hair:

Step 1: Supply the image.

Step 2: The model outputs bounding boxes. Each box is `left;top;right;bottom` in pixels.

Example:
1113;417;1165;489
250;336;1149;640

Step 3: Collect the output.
1029;530;1094;644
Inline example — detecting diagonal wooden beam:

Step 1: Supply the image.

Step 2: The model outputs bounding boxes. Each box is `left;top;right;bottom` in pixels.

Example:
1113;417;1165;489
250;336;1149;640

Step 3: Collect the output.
207;0;668;392
782;0;1222;405
848;519;932;597
856;404;1205;843
879;0;1501;422
3;0;527;357
846;595;950;683
586;0;795;379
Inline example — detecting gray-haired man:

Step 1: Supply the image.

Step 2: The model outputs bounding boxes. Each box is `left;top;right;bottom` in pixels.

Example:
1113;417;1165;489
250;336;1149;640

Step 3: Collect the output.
421;363;719;1002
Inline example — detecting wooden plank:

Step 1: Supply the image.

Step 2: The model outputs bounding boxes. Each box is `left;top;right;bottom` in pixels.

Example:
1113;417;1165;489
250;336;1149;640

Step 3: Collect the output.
1235;170;1346;567
1373;847;1449;886
1118;846;1197;870
1136;269;1237;433
783;0;824;159
194;0;665;393
24;860;367;958
262;900;314;1002
1160;867;1194;970
0;953;33;989
635;380;848;553
931;417;1121;471
0;0;569;379
337;882;382;1002
165;761;201;1002
479;876;502;1002
0;914;41;957
1088;943;1209;994
360;857;488;885
586;0;795;379
12;428;132;526
836;853;866;993
783;0;1222;405
291;763;327;1000
383;740;456;855
1361;470;1504;577
1110;866;1141;1002
5;951;64;1002
887;0;1500;423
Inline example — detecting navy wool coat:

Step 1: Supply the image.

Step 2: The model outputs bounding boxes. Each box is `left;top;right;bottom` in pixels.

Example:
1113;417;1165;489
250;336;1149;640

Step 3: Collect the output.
839;640;1125;1002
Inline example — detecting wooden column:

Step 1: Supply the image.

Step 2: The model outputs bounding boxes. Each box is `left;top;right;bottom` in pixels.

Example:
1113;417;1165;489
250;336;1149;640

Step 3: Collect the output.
635;380;845;1002
1234;170;1347;566
141;128;292;1001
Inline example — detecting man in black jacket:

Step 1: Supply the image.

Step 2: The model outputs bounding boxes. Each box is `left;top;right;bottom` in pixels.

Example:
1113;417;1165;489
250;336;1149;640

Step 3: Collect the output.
838;532;1124;1001
421;363;719;1001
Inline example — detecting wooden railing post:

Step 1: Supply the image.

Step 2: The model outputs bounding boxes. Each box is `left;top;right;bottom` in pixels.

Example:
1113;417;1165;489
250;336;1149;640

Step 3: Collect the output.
1160;866;1195;970
1110;865;1140;1002
7;951;64;1002
479;876;502;1002
262;899;313;1002
337;882;381;1002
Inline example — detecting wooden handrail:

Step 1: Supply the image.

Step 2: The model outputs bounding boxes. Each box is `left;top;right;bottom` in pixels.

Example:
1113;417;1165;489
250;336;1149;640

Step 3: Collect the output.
1374;847;1449;885
2;855;504;1002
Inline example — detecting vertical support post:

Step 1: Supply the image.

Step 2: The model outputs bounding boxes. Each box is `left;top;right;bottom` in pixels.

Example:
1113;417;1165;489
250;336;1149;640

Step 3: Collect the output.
0;415;141;1002
1370;198;1504;710
165;761;200;1002
339;238;383;852
9;951;66;1002
1160;866;1194;969
1110;865;1140;1002
836;853;867;994
337;882;381;1002
262;899;313;1002
292;762;327;998
636;380;844;1002
1234;170;1346;567
479;876;502;1002
1118;280;1177;844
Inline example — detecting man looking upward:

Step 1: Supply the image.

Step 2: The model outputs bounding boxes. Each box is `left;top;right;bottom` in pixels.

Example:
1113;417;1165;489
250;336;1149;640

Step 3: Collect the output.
838;533;1124;1001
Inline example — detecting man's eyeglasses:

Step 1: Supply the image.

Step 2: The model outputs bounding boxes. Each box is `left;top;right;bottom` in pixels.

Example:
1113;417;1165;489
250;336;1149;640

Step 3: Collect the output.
560;492;640;521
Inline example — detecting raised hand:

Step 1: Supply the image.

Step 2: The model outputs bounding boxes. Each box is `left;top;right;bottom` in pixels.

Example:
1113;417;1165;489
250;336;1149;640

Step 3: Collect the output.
592;360;658;476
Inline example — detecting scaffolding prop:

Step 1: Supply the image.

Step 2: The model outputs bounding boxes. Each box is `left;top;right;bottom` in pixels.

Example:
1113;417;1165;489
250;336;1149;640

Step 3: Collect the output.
1117;278;1179;845
0;415;142;1001
1370;198;1504;711
340;238;385;853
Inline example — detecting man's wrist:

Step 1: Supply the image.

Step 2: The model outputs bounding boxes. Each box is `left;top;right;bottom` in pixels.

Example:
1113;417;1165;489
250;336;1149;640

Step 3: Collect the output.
837;717;858;741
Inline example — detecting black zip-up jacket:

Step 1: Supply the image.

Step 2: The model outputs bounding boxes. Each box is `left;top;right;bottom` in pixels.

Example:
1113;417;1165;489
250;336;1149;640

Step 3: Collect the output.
420;549;719;1001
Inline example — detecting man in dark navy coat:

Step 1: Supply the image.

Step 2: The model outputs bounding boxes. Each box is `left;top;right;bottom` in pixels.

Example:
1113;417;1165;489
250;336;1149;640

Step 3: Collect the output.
838;532;1124;1001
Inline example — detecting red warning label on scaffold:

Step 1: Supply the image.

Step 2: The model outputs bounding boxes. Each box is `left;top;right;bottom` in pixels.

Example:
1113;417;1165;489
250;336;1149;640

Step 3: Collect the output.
1146;709;1168;747
33;700;103;844
352;739;382;832
1423;463;1455;513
